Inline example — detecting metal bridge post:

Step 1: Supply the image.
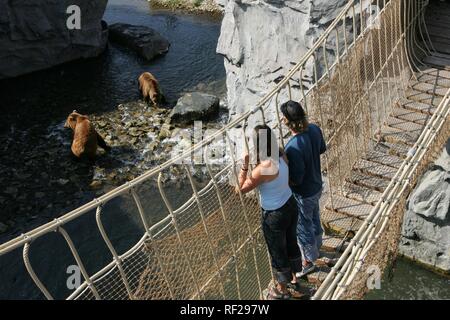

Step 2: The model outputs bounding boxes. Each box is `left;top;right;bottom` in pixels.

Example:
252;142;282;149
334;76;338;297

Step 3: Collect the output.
58;226;101;300
23;242;54;300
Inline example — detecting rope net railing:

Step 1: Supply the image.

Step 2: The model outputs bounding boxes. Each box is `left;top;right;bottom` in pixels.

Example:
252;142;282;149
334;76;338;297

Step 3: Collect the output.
0;0;445;300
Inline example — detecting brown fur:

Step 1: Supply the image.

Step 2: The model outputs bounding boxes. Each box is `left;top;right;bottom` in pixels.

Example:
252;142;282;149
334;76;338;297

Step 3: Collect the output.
138;72;164;106
64;111;110;160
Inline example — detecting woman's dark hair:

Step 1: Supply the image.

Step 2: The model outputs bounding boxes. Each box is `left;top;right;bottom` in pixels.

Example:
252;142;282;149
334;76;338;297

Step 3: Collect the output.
280;100;309;133
253;125;279;164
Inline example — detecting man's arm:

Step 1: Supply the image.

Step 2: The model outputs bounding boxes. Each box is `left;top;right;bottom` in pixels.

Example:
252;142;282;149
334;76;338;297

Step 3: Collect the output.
287;148;305;187
319;128;327;155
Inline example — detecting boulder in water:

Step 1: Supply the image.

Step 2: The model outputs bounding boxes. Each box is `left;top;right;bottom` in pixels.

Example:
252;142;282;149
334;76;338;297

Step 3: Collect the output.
109;23;170;61
399;139;450;274
169;92;220;125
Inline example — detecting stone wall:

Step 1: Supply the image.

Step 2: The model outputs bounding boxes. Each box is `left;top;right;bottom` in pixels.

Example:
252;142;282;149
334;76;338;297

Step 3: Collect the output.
150;0;223;14
0;0;108;79
217;0;347;124
399;139;450;275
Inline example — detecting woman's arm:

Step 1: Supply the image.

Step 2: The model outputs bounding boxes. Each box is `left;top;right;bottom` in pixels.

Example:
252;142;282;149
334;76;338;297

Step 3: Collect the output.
236;153;265;194
238;167;261;194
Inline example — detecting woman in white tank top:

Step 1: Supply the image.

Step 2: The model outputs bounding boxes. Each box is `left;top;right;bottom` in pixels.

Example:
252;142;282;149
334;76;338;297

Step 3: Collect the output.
236;125;303;299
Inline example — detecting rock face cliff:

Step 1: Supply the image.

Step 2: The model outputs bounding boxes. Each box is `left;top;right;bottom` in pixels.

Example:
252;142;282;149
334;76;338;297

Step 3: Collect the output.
399;139;450;275
0;0;108;79
217;0;347;123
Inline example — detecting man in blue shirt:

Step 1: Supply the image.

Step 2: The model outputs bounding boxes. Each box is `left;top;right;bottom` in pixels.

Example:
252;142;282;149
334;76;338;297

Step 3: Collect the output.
281;100;326;277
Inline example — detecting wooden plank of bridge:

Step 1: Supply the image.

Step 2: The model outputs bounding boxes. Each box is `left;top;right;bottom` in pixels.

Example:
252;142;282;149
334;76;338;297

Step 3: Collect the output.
353;159;398;180
374;142;411;159
416;73;450;88
305;267;331;286
379;125;420;146
410;81;449;96
321;235;348;253
386;116;425;133
325;195;373;219
419;67;450;80
346;170;390;192
322;210;364;236
398;97;437;115
363;149;404;169
391;106;431;125
404;90;443;108
342;182;382;205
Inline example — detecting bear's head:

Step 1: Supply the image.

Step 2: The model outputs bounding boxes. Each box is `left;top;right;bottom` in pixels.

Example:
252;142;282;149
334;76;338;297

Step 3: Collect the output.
64;110;87;130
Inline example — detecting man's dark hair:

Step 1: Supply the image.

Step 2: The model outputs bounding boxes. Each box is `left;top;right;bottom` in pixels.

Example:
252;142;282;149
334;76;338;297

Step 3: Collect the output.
280;100;309;133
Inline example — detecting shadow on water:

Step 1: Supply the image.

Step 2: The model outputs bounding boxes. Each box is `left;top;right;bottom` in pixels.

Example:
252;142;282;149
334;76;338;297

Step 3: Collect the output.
0;0;225;299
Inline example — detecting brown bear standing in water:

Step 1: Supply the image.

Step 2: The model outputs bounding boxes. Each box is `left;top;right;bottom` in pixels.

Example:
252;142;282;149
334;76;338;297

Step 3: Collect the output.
138;72;165;107
64;111;110;160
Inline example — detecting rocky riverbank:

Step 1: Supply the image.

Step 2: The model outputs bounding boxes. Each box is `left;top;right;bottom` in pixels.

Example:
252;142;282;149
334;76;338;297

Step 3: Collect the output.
399;139;450;276
150;0;223;15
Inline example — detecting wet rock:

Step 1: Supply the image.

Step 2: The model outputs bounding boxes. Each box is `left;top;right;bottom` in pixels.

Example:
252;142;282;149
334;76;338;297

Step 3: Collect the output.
34;192;45;199
129;128;142;137
15;173;32;180
57;179;69;186
96;120;107;128
90;180;102;189
148;141;159;152
0;222;7;234
169;92;220;124
109;23;170;61
158;123;173;140
399;140;450;274
5;187;18;196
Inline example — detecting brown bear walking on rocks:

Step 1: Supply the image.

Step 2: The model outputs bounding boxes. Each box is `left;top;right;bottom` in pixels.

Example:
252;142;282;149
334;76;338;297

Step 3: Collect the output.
138;72;165;107
64;111;110;160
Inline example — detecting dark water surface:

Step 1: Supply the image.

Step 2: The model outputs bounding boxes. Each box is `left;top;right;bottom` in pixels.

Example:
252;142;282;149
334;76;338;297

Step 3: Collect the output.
366;257;450;299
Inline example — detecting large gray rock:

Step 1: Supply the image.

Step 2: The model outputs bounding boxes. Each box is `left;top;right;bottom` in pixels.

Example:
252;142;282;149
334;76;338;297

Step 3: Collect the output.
216;0;350;126
0;0;108;80
399;139;450;274
109;23;170;61
169;92;220;124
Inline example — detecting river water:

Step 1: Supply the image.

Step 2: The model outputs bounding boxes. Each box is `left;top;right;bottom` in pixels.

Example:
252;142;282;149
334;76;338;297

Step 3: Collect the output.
0;0;448;300
366;257;450;300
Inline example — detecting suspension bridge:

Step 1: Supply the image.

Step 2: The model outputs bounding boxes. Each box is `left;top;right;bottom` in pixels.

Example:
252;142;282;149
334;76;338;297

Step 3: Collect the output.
0;0;449;300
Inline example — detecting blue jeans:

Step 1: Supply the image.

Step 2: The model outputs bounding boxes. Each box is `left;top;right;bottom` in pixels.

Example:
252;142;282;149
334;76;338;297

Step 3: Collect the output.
261;196;302;284
293;189;323;263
